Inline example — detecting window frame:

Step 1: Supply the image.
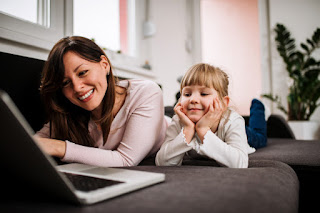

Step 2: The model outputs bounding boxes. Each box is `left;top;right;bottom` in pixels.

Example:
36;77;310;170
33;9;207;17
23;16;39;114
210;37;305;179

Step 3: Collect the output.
0;0;65;50
0;0;156;80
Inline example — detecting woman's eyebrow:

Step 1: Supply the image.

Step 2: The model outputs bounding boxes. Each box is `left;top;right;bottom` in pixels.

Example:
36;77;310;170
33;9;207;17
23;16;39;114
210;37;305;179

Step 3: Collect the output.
73;63;85;73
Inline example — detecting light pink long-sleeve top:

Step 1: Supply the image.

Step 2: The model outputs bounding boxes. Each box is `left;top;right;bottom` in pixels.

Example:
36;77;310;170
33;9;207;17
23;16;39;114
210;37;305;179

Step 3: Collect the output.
36;79;168;167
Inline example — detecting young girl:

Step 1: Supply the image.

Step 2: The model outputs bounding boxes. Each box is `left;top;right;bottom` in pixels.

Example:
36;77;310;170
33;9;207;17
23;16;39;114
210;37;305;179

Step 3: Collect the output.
156;63;256;168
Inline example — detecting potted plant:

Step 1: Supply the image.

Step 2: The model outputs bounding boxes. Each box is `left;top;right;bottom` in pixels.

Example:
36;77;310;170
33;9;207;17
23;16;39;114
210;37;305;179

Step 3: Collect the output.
262;23;320;139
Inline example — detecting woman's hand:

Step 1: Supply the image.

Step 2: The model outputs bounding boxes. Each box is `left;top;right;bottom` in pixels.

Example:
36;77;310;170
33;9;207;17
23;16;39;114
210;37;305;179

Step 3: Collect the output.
196;97;224;141
34;137;66;158
174;102;195;143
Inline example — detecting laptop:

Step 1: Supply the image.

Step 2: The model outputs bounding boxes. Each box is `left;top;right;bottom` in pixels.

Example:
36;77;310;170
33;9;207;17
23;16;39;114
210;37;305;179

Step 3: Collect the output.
0;90;165;205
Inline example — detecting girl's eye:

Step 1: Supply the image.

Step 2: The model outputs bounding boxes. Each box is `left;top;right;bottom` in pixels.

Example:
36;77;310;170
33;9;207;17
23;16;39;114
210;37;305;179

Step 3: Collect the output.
201;93;209;96
183;93;191;97
78;70;88;77
62;80;71;87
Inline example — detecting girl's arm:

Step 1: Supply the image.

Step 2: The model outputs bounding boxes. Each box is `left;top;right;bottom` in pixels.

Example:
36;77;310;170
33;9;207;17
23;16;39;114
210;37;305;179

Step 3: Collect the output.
196;116;249;168
155;115;196;166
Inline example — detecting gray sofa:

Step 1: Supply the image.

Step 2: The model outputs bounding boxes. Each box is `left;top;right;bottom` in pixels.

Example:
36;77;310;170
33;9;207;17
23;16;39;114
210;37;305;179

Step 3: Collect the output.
1;51;320;213
250;138;320;212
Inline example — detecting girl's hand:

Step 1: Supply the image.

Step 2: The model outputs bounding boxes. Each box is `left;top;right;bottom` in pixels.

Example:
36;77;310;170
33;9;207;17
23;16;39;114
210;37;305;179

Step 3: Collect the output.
34;137;66;158
174;102;195;143
196;97;224;141
174;102;195;128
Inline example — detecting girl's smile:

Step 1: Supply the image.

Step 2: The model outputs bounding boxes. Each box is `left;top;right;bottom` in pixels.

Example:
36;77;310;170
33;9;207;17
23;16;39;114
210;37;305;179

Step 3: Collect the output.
180;85;217;123
188;107;203;111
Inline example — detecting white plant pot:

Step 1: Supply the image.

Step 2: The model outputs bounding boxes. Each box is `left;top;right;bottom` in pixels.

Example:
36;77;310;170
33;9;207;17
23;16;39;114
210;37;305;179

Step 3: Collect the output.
288;121;320;140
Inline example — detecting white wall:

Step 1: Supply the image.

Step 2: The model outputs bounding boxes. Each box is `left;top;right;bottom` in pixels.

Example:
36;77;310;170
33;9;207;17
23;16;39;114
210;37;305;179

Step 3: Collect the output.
268;0;320;121
200;0;261;115
149;0;199;106
150;0;320;122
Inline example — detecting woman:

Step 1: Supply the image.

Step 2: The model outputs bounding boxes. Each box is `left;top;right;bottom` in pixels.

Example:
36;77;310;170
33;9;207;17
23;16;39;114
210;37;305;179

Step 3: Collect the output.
36;36;167;167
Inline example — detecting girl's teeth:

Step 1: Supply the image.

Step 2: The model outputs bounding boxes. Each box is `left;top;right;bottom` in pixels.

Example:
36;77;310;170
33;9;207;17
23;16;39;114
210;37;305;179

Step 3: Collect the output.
79;89;93;100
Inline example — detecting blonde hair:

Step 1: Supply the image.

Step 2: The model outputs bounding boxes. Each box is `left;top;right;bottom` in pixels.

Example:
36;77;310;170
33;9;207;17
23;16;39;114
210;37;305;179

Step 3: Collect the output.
180;63;229;106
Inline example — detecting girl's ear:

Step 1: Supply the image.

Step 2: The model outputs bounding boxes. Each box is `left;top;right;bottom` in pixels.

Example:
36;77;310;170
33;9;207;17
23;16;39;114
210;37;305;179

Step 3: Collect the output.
223;96;230;107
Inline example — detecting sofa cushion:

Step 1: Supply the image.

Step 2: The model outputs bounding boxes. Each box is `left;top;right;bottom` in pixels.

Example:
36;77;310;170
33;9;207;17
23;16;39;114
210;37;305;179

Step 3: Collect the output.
250;138;320;212
101;160;299;213
249;138;320;166
2;160;298;213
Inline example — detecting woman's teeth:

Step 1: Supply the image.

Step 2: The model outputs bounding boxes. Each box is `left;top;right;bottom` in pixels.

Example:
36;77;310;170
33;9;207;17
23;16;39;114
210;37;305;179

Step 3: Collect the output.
79;89;93;100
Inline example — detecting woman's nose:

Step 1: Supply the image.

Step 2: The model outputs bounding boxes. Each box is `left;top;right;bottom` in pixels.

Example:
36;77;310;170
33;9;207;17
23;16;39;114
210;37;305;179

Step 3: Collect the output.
72;79;84;92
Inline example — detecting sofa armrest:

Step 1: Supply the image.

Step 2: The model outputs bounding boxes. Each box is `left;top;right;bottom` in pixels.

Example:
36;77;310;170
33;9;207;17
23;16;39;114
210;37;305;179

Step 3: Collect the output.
266;114;295;139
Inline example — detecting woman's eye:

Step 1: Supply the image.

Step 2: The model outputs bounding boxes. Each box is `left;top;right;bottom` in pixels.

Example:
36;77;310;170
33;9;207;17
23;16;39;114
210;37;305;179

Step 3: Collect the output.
62;80;70;87
78;70;88;77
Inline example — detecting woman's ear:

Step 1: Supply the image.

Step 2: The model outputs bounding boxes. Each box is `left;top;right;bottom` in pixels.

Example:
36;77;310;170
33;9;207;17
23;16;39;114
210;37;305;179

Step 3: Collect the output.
223;96;230;107
100;55;110;74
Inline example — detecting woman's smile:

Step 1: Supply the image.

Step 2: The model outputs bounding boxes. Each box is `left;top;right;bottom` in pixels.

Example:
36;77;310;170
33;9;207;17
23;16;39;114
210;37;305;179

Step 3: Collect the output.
78;89;94;101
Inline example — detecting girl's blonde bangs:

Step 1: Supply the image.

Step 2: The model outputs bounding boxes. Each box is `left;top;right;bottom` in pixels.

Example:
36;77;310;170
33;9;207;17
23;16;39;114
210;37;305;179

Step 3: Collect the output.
181;64;215;91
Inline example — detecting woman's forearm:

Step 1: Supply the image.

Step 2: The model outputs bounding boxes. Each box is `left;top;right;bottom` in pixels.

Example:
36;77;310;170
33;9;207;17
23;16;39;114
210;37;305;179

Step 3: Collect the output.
34;137;66;158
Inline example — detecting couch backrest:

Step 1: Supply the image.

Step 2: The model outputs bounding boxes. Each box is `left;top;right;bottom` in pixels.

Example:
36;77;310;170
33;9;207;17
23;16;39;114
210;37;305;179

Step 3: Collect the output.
0;52;46;132
266;114;295;139
244;114;295;139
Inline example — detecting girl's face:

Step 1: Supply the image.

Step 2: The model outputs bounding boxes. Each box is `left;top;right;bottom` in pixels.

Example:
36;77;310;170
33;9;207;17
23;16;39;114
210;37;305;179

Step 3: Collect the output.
180;85;219;123
61;51;109;114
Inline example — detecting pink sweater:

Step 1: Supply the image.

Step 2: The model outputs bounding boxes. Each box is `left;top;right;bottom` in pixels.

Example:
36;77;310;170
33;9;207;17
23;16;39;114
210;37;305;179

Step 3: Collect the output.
36;79;167;167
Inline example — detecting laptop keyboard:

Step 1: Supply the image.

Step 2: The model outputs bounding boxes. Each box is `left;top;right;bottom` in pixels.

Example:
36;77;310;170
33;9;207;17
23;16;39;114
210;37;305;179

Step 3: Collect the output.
63;172;124;192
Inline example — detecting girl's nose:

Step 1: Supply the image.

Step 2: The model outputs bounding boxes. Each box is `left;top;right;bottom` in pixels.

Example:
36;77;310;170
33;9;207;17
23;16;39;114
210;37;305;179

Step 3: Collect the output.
190;94;199;103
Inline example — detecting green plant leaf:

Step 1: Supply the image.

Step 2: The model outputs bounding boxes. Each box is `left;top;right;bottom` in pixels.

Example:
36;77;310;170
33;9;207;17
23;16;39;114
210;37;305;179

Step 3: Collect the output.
306;69;320;79
312;28;320;43
262;93;288;115
303;58;317;69
295;51;304;59
301;43;309;53
307;39;315;48
273;23;320;120
287;44;295;51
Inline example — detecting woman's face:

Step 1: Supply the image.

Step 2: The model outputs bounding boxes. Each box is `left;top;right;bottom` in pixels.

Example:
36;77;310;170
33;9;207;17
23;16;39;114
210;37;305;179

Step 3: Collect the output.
61;51;109;114
180;85;218;123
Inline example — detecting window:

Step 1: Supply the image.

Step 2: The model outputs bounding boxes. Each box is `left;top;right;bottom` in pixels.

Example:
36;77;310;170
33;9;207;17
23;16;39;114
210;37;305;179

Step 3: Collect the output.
73;0;136;57
0;0;153;80
0;0;64;50
0;0;39;25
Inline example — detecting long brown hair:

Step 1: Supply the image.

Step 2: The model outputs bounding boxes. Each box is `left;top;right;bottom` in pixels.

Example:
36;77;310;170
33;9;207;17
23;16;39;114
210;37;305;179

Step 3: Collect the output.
40;36;116;146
